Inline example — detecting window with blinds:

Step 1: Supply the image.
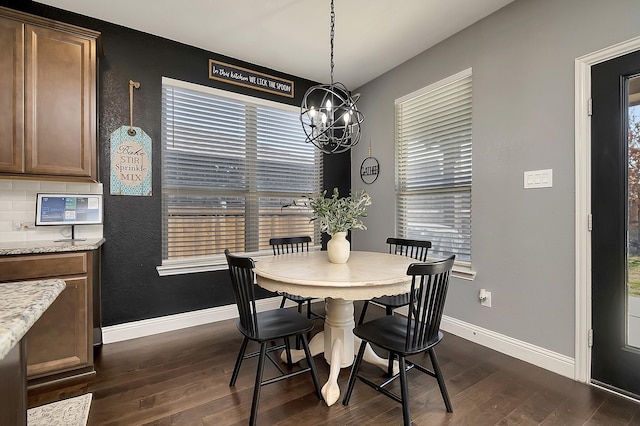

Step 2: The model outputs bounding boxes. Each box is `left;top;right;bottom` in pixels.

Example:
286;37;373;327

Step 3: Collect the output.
395;69;472;262
161;78;322;262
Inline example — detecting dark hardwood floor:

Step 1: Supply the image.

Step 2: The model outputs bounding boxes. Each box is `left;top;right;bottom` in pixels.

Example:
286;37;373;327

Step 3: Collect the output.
29;302;640;425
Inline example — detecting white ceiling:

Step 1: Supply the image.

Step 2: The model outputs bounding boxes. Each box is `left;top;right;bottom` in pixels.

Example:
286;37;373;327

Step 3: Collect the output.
36;0;513;89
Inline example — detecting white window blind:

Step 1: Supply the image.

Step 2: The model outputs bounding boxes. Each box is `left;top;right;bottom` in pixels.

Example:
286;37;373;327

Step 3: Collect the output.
395;69;472;262
161;79;322;261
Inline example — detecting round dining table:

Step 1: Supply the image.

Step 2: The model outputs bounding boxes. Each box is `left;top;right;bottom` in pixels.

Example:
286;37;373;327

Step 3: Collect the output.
253;250;415;406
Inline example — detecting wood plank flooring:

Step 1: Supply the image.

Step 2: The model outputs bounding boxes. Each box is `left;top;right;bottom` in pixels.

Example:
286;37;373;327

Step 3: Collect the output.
28;302;640;425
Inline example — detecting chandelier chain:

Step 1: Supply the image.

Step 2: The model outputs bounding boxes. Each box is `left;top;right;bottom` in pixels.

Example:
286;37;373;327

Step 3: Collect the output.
299;0;364;154
330;0;335;85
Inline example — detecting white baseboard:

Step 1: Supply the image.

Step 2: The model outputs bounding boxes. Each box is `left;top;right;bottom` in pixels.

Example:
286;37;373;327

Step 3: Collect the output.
102;296;286;344
102;299;575;381
440;315;575;379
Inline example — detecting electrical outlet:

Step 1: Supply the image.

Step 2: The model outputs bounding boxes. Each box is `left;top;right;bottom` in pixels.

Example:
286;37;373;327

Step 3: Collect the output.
480;291;492;307
14;221;35;230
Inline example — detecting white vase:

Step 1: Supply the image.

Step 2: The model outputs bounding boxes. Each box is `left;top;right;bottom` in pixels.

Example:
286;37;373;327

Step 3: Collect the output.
327;231;350;263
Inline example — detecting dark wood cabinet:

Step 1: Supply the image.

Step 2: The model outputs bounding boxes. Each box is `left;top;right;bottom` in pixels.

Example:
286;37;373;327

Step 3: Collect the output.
0;7;99;180
26;274;90;380
0;250;99;386
0;340;26;425
0;15;24;173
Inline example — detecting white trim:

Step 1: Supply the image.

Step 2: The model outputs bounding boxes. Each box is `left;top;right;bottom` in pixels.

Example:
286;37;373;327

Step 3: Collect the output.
574;35;640;384
574;52;592;385
102;296;289;344
422;256;475;280
440;315;575;379
395;67;472;104
102;299;573;379
156;246;321;276
452;263;476;281
156;256;228;275
391;306;573;378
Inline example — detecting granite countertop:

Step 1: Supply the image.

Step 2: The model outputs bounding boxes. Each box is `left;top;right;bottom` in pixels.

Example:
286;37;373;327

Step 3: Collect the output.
0;238;105;256
0;279;66;360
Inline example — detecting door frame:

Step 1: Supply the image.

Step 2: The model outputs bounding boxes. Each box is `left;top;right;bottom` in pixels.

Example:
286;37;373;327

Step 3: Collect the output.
575;35;640;384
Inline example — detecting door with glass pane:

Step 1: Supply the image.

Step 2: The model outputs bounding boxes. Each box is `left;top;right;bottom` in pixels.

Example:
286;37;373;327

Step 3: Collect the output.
591;50;640;399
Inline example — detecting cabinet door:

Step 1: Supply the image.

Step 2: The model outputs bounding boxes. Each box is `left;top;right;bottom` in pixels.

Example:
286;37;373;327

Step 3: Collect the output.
0;16;24;173
0;341;26;425
26;276;91;378
24;24;96;178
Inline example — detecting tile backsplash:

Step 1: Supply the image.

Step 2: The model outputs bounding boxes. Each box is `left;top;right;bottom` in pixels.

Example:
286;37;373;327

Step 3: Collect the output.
0;179;104;243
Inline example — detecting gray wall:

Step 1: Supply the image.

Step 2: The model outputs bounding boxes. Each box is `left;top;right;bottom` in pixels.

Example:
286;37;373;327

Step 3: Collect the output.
350;0;640;357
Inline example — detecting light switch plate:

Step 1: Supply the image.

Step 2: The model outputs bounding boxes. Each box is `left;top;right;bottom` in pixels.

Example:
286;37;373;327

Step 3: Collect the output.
524;169;552;189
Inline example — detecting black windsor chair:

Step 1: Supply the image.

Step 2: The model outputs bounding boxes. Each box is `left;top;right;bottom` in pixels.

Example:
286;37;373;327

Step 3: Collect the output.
357;238;432;327
269;236;323;320
225;249;323;426
343;255;456;426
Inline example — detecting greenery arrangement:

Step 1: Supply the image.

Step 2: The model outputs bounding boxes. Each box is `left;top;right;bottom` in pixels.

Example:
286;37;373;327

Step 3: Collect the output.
309;188;372;235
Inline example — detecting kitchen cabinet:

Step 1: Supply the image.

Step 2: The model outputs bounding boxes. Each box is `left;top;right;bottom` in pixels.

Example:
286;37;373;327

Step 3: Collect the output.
0;6;99;180
0;340;26;425
0;249;100;386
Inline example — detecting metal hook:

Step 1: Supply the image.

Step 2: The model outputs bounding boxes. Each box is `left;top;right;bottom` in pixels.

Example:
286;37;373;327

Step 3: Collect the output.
128;80;141;136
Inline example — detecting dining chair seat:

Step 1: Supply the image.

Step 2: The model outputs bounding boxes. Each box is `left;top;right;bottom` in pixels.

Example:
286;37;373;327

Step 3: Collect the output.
353;315;443;356
237;309;315;342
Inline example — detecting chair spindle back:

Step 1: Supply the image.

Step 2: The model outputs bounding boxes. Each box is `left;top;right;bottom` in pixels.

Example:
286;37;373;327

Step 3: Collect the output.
225;249;260;338
269;236;311;255
405;255;455;351
386;237;431;261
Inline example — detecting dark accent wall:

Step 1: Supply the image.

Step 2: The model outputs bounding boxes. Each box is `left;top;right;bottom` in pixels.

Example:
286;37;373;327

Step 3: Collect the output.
3;1;351;326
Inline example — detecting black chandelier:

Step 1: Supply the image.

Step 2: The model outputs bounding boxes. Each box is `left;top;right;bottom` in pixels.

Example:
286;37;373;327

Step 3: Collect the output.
300;0;364;154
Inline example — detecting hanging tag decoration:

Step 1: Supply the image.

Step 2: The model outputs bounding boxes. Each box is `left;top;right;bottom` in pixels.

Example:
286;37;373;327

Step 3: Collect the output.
360;139;380;184
110;80;151;196
110;125;152;196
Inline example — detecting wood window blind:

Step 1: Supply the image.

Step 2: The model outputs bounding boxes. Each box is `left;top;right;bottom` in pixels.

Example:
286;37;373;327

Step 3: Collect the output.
395;70;472;262
162;80;322;260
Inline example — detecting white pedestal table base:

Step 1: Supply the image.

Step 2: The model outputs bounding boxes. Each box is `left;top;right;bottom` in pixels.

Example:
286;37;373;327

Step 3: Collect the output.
280;297;398;406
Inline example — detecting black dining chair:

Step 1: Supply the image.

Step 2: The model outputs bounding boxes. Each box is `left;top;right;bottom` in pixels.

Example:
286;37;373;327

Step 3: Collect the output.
343;255;456;426
269;236;323;320
225;249;323;426
358;237;432;325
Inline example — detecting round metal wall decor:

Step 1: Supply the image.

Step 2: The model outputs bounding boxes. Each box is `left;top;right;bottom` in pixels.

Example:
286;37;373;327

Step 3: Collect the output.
360;156;380;184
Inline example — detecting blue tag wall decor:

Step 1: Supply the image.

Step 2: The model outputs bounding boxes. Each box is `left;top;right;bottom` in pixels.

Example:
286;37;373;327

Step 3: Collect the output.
110;125;152;196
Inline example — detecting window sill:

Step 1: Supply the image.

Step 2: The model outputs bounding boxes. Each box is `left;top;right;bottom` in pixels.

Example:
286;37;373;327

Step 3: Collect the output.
423;257;475;281
156;247;321;277
157;248;475;279
157;255;230;276
452;262;476;281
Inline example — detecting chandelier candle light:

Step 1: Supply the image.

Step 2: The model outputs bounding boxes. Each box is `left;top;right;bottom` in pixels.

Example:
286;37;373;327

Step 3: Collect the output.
300;0;365;154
